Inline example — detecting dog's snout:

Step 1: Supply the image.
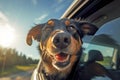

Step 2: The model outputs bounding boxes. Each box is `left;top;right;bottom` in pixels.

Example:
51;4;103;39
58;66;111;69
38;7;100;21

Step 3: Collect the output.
53;33;71;49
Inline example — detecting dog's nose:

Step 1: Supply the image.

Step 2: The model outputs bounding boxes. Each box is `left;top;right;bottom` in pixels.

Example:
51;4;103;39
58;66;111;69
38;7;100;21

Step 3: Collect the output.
53;33;71;49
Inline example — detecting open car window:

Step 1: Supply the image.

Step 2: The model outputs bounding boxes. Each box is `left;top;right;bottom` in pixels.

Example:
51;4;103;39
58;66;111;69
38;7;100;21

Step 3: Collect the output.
81;17;120;70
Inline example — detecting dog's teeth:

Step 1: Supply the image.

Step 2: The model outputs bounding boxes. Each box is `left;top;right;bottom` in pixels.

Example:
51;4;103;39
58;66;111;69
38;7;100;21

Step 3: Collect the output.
66;55;70;60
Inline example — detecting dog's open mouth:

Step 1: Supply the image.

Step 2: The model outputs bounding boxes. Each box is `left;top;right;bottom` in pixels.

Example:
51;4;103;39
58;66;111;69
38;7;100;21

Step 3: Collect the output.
55;52;70;62
52;52;71;69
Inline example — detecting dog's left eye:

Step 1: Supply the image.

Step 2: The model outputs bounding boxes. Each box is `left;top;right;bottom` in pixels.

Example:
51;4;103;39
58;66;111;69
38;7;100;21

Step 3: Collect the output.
67;25;77;33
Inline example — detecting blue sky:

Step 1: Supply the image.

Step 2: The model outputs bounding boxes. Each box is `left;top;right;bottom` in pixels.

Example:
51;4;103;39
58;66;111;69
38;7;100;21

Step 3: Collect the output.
0;0;73;59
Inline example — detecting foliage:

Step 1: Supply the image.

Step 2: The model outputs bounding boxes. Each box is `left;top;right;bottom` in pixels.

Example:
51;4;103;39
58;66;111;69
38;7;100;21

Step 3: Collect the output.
0;64;37;77
0;46;39;72
16;64;37;71
97;56;112;67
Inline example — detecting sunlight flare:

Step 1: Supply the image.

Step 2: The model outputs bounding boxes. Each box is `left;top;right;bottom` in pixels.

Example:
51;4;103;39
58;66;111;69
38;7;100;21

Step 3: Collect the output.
0;24;15;47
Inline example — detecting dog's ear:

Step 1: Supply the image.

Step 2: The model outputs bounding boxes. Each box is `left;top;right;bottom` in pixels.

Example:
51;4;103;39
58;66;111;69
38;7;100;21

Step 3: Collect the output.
26;24;44;46
79;22;98;37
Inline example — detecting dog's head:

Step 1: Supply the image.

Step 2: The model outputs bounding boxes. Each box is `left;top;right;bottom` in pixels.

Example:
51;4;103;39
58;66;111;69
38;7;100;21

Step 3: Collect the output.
26;19;98;71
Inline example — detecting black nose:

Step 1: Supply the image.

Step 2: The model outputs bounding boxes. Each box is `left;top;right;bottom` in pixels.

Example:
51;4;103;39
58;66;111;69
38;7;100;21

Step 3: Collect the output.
53;33;71;49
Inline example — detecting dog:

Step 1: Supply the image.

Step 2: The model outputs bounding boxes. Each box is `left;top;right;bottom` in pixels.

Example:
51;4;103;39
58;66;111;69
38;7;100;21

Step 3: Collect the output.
26;18;112;80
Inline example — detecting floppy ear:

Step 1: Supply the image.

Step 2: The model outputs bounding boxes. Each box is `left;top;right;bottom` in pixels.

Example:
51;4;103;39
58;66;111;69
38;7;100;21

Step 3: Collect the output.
80;22;98;36
26;24;44;46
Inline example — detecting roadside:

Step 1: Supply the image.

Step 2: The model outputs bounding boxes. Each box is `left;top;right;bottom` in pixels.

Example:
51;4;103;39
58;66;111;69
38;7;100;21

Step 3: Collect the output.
0;64;37;80
0;70;33;80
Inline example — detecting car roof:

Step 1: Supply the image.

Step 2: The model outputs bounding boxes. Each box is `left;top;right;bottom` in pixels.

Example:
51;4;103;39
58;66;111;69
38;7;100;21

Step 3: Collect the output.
61;0;120;27
91;17;120;47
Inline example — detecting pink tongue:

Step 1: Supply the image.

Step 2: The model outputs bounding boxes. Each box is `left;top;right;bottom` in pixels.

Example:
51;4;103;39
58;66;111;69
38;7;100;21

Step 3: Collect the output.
55;53;67;61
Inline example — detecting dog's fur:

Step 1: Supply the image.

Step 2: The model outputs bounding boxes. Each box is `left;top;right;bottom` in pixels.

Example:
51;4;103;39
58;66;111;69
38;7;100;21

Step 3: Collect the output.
26;19;98;80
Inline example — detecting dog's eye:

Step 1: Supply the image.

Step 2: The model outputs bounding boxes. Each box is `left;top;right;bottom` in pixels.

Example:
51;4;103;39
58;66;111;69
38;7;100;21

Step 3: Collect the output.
45;27;52;31
44;27;53;32
69;25;74;30
67;25;76;33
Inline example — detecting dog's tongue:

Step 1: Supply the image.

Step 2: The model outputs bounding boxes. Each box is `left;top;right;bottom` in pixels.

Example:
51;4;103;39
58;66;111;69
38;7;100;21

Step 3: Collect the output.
55;53;68;61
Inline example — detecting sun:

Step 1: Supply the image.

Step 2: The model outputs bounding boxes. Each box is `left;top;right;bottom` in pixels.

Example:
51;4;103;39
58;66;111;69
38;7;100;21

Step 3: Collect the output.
0;24;15;47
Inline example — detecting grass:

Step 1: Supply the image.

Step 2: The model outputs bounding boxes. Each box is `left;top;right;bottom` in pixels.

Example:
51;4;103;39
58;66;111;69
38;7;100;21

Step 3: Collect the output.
16;64;37;71
0;64;37;77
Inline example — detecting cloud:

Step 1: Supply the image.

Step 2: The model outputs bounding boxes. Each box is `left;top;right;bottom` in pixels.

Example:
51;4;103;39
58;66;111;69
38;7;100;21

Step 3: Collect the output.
57;0;64;3
53;0;70;13
0;11;15;47
35;14;48;23
0;12;8;24
32;0;38;5
54;5;65;13
0;11;15;32
37;14;48;21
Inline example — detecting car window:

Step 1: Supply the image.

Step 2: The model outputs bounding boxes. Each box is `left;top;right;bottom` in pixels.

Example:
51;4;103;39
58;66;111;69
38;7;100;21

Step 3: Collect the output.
82;43;114;68
81;17;120;69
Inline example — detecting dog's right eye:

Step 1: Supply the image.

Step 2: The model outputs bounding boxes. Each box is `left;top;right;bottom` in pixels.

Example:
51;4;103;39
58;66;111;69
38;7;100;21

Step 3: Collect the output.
46;27;51;31
44;27;53;32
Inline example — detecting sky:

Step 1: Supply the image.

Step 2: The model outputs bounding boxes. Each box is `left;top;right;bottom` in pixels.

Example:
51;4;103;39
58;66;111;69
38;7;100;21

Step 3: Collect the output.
0;0;73;59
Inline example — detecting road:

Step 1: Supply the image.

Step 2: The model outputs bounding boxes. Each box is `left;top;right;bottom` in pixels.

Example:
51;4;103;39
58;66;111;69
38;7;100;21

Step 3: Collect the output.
0;70;33;80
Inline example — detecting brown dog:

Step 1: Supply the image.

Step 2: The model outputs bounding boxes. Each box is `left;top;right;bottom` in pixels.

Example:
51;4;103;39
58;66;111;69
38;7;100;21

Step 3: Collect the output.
26;19;98;80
